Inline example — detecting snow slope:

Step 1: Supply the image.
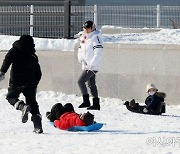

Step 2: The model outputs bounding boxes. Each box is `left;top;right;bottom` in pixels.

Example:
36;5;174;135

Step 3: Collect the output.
0;89;180;154
0;29;180;153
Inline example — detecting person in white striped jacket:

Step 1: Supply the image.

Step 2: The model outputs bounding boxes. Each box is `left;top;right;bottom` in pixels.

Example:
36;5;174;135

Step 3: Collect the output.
77;20;103;110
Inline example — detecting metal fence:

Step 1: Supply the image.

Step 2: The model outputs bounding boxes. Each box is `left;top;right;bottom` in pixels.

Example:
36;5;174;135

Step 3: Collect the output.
0;5;66;38
0;5;180;38
96;5;180;29
97;6;157;28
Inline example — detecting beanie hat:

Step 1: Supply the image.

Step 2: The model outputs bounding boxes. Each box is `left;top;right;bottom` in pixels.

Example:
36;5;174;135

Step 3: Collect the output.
50;103;65;120
82;20;96;31
19;34;34;46
80;111;94;125
146;84;158;93
63;103;75;112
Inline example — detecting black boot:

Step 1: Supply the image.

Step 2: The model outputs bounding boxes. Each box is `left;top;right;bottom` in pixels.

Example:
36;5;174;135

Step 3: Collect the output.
87;97;100;110
14;100;31;123
78;94;90;108
31;114;43;134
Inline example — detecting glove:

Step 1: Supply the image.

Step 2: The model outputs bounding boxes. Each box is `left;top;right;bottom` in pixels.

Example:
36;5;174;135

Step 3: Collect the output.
143;108;148;113
0;71;5;81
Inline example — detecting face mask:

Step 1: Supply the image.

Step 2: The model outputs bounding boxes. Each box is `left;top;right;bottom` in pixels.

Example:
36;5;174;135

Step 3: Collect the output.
148;91;156;96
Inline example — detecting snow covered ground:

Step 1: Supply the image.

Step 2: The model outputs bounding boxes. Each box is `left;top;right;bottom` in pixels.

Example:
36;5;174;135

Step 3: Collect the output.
0;28;180;154
0;89;180;154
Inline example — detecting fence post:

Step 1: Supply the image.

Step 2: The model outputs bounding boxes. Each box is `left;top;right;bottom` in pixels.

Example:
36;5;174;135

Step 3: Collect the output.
94;5;98;28
64;0;71;39
30;5;34;36
157;4;161;28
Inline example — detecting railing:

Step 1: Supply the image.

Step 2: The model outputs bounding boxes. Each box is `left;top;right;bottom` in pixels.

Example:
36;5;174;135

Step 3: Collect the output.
0;1;70;38
96;5;180;29
0;4;180;38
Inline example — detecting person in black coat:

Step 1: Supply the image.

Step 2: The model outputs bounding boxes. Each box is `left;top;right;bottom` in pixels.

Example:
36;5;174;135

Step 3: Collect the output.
0;35;43;133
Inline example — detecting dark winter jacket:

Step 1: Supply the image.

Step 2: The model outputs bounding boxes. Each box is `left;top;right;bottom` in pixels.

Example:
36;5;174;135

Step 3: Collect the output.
145;93;164;111
0;40;41;87
54;112;86;130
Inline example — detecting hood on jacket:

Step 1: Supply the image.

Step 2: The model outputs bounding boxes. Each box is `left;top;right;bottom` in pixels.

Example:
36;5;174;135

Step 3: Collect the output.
13;35;35;55
156;92;166;98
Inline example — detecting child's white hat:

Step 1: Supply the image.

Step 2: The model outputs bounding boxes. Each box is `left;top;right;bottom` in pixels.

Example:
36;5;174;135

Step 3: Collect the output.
146;83;158;92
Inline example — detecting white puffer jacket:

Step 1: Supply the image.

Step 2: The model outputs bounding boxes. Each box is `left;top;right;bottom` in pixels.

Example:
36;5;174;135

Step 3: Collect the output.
78;30;103;71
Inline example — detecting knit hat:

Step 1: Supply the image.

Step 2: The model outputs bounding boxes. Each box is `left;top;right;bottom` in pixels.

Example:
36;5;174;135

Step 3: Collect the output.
50;103;65;120
80;111;94;125
82;20;96;31
63;103;75;112
146;84;158;92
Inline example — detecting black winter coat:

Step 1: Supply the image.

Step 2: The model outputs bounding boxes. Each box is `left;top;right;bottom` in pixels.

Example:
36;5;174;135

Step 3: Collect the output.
0;40;42;87
145;93;164;111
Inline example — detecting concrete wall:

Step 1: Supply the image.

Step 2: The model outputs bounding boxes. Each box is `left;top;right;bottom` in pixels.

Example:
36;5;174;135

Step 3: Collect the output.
1;43;180;105
99;44;180;105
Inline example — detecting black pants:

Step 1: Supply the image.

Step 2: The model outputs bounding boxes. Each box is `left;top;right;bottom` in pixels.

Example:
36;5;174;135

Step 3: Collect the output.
78;70;98;98
6;86;40;115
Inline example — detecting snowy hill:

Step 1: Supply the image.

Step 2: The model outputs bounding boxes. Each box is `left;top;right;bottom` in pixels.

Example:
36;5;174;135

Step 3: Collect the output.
0;29;180;154
0;89;180;154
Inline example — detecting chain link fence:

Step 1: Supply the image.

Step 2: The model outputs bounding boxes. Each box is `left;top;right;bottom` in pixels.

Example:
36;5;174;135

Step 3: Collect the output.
0;5;180;38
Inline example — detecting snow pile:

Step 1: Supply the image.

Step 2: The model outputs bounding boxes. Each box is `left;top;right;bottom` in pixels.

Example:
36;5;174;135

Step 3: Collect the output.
0;35;78;51
0;89;180;154
102;29;180;44
0;29;180;51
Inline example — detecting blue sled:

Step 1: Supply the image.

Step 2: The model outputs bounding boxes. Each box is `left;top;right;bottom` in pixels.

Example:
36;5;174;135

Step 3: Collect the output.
68;123;103;132
49;122;103;131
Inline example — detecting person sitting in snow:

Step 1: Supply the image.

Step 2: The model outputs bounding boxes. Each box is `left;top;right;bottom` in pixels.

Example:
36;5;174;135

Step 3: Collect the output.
46;103;95;130
124;84;166;115
0;35;43;133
